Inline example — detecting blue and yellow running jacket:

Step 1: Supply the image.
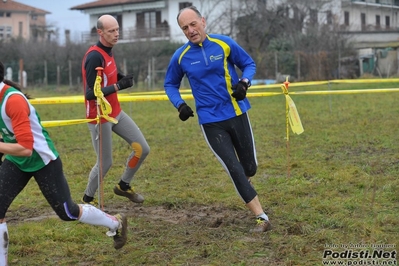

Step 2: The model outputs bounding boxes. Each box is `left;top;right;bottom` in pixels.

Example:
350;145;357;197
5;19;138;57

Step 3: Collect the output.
164;34;256;125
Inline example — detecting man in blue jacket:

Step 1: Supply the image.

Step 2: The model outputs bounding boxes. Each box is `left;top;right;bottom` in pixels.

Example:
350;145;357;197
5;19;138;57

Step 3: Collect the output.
164;6;271;233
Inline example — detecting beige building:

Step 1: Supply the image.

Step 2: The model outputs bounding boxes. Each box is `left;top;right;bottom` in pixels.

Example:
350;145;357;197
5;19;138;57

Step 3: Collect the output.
0;0;50;41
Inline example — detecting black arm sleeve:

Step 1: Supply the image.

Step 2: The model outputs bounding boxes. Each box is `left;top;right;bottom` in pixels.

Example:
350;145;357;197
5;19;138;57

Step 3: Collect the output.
85;85;116;100
84;50;117;101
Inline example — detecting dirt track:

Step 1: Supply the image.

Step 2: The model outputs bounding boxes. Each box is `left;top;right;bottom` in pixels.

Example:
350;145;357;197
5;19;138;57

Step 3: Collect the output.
6;203;254;230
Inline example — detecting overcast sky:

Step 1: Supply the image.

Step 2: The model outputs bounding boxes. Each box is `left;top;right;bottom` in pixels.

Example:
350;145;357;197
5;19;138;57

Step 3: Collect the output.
15;0;91;43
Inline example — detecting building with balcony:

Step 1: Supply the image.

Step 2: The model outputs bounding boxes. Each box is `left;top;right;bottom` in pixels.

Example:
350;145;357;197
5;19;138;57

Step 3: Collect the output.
266;0;399;46
266;0;399;76
71;0;399;46
0;0;50;41
340;0;399;48
70;0;244;44
338;1;399;76
71;0;399;76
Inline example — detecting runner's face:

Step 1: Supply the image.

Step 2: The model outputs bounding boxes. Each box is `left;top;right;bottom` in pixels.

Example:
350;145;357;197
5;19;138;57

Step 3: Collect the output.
99;20;119;47
178;10;206;44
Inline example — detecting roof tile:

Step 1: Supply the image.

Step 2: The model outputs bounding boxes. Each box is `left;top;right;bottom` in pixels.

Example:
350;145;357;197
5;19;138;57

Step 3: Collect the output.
0;0;50;14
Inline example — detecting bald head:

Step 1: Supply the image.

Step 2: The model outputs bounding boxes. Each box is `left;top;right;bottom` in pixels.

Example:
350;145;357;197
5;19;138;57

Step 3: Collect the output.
96;14;119;47
97;14;118;30
177;6;206;44
177;6;202;22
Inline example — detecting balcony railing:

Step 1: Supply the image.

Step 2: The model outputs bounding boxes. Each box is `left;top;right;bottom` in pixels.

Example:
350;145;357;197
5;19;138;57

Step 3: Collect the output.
350;0;399;6
81;27;170;43
340;23;398;32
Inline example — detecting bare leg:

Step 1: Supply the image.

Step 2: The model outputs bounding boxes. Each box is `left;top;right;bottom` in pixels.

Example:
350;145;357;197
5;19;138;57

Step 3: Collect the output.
245;195;264;216
246;195;272;233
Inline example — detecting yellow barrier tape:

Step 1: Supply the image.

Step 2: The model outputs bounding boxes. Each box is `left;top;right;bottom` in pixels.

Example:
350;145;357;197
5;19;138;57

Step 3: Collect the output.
31;79;399;128
30;87;399;106
126;88;193;95
329;79;399;84
30;87;399;105
246;92;284;97
290;88;399;95
41;118;96;127
118;94;193;102
30;96;85;104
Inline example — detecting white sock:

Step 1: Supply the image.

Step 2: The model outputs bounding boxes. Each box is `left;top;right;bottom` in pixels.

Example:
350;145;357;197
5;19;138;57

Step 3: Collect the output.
78;204;119;231
0;222;8;266
257;213;269;221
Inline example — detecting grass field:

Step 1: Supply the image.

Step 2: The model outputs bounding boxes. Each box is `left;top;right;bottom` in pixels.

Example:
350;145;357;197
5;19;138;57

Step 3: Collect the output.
5;82;399;265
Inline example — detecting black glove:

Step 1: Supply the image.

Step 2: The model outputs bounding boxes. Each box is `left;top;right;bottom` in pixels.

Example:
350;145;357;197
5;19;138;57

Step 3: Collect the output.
231;80;249;101
117;72;125;81
116;74;134;90
178;103;194;121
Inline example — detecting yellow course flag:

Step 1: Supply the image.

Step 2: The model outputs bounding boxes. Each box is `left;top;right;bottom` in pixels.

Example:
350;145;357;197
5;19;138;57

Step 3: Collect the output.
94;67;117;124
285;94;304;135
281;77;304;135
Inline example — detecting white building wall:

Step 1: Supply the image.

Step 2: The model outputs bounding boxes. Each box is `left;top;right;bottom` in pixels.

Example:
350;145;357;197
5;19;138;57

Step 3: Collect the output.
260;0;399;30
166;0;184;43
89;16;97;31
342;0;399;31
122;12;136;30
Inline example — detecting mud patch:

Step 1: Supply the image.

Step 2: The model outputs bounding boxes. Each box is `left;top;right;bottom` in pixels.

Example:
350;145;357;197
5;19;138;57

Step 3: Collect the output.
6;203;253;230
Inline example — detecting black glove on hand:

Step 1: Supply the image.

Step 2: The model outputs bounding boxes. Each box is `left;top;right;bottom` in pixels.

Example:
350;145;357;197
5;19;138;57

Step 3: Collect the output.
178;103;194;121
231;80;249;101
117;72;125;81
116;74;134;90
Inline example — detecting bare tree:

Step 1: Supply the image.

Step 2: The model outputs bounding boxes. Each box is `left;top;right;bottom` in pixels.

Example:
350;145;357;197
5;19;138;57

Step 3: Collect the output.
194;0;239;37
231;0;356;80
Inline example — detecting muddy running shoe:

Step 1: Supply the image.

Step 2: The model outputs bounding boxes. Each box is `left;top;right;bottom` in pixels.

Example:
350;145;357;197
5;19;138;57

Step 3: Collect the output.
113;184;144;203
113;214;128;250
81;197;98;206
250;218;272;233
